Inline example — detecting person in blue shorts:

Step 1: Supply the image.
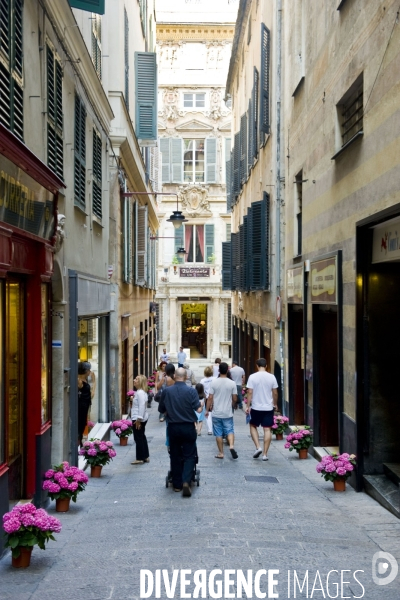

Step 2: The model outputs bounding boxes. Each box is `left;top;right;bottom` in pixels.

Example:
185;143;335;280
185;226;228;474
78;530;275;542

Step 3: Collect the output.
206;362;238;460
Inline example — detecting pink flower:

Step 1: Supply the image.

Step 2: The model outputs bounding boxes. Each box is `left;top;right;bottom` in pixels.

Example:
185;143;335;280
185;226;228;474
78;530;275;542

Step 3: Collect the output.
18;504;36;514
45;469;55;479
284;442;291;449
3;517;22;534
345;463;354;471
341;453;350;459
115;428;122;435
99;443;108;452
336;467;347;476
68;482;79;492
83;441;91;448
108;449;116;458
106;441;113;447
21;514;36;527
87;448;97;456
292;439;299;445
120;423;128;431
325;463;336;472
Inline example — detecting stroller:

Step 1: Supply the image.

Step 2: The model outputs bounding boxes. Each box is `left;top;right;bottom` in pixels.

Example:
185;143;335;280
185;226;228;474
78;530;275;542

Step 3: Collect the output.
165;444;200;488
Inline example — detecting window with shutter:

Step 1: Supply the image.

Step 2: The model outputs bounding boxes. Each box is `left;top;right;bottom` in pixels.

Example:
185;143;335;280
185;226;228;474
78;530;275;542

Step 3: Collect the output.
226;157;232;212
247;207;252;290
226;223;231;242
205;223;214;263
150;145;160;191
171;138;183;183
252;67;259;157
47;46;64;180
250;194;270;290
260;24;271;138
233;131;240;200
124;9;129;109
183;139;204;183
238;224;243;291
91;13;102;80
247;99;253;173
263;191;270;289
222;241;231;290
92;128;102;218
0;0;23;139
227;302;232;341
74;95;86;209
231;232;239;291
160;138;170;183
136;205;148;286
240;113;247;185
135;52;157;141
123;197;132;283
174;225;184;264
205;137;217;183
68;0;105;15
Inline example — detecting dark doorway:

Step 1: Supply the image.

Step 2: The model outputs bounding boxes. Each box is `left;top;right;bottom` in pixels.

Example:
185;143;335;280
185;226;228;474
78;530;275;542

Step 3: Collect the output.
133;344;139;378
140;338;144;374
245;331;252;379
145;334;149;377
262;345;271;372
149;331;153;375
121;338;129;414
289;305;305;425
313;305;339;447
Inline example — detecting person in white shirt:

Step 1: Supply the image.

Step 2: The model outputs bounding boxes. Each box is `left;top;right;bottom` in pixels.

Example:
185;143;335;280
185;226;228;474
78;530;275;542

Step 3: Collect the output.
177;347;187;367
212;358;221;378
200;365;214;434
183;363;196;387
130;374;150;465
246;358;278;461
230;360;245;409
160;348;170;363
206;362;238;460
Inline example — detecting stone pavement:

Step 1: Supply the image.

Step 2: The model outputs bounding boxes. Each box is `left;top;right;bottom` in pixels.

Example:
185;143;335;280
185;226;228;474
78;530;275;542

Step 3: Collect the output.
1;408;400;599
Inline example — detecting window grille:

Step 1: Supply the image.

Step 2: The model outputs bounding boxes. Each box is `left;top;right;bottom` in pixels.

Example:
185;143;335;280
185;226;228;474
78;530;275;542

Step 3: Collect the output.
341;83;363;146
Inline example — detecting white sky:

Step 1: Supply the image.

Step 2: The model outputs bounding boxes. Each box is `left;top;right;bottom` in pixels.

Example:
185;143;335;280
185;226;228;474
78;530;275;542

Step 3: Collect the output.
155;0;239;24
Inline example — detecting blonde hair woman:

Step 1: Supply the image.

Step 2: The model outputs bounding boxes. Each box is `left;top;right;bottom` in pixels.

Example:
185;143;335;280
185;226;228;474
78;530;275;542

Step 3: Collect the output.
130;374;150;465
200;365;214;435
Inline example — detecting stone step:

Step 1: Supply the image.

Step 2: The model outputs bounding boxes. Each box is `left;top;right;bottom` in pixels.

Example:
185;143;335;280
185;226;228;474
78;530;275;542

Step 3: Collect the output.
363;474;400;519
383;463;400;486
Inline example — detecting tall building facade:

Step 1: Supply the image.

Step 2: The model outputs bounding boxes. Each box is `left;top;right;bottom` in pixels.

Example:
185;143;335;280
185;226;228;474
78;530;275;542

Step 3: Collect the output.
155;0;238;362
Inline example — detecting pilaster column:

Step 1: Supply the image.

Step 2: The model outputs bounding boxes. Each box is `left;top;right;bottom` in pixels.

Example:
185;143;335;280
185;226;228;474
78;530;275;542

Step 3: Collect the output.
51;301;66;464
211;297;221;359
169;297;178;360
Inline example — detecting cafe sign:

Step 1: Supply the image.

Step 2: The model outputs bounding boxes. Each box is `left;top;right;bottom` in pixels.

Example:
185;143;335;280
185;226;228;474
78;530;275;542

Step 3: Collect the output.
287;266;303;304
179;267;210;277
311;256;337;304
0;154;55;240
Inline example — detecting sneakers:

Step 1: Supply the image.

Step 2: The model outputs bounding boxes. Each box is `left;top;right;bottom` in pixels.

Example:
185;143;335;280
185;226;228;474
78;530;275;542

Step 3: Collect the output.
208;431;213;435
230;448;238;460
253;448;262;459
182;483;192;497
262;455;269;461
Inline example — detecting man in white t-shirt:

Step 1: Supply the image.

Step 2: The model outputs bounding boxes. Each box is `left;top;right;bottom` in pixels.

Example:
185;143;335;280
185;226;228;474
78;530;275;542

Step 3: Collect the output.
246;358;278;461
160;348;170;363
206;362;238;460
230;360;245;409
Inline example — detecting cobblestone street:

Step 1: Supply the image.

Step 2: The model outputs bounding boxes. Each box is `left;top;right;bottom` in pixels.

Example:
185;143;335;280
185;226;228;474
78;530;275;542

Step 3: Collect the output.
1;410;399;599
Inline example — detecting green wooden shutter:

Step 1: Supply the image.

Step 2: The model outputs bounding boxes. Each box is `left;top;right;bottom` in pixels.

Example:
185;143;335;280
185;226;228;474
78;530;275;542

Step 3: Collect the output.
247;99;253;173
92;129;102;218
123;197;132;283
135;52;157;140
233;131;240;200
240;113;247;185
136;205;148;286
238;224;243;290
231;232;239;291
263;191;270;289
222;241;232;290
47;47;64;179
91;14;102;79
74;95;86;209
160;137;171;183
174;224;184;264
226;223;231;241
205;223;214;263
247;207;252;292
0;1;10;58
171;138;183;183
260;24;271;135
226;157;232;212
205;137;217;183
124;9;129;109
253;67;259;156
68;0;105;15
250;199;267;290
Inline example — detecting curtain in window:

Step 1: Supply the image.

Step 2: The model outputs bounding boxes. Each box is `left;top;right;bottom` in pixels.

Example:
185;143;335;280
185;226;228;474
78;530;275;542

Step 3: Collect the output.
196;225;204;262
185;225;193;262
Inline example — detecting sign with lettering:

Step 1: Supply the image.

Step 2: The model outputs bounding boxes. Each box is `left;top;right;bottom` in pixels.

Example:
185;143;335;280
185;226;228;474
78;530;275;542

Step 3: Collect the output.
311;256;337;304
287;266;303;304
179;267;210;277
0;154;55;240
372;217;400;263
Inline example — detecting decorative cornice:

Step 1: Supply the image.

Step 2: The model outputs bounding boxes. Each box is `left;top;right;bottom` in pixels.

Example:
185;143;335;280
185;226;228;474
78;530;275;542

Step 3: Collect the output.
157;24;235;42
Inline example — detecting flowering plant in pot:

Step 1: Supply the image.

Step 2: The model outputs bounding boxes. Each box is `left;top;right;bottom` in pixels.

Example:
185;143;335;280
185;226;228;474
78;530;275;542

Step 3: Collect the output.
111;420;134;445
42;462;89;512
78;439;116;476
316;453;356;491
271;415;289;439
147;375;156;406
3;504;62;567
242;386;248;404
284;426;313;458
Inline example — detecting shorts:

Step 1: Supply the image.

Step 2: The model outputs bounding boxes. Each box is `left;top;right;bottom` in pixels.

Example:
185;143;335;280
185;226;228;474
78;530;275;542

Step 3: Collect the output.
212;417;234;437
249;408;274;428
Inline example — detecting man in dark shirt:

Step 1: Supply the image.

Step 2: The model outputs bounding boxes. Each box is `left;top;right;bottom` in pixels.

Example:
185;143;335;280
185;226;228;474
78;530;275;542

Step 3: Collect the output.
160;368;202;497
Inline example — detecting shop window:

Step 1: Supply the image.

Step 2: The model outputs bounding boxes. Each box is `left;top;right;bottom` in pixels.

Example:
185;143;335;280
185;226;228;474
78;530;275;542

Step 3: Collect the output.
0;0;23;140
40;285;50;425
92;128;102;219
47;45;63;180
74;95;86;209
78;318;101;424
91;13;102;80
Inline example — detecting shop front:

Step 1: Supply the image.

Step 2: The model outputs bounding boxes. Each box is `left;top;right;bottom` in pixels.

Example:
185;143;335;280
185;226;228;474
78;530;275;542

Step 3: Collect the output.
0;124;64;552
181;302;207;358
287;266;305;425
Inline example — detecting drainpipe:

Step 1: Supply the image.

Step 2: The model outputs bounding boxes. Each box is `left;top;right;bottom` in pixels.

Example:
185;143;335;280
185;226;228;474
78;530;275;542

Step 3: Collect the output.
276;0;285;415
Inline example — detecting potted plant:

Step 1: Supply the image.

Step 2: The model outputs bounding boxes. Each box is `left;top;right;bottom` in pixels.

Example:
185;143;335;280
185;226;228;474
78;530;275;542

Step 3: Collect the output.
111;420;134;446
87;420;95;433
171;256;179;273
272;414;289;440
207;253;216;264
42;462;89;512
78;439;117;477
284;426;313;459
316;453;356;491
147;375;156;407
3;504;62;568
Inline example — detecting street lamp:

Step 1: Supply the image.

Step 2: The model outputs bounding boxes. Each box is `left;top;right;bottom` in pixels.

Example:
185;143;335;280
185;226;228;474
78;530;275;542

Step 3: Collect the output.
176;247;187;260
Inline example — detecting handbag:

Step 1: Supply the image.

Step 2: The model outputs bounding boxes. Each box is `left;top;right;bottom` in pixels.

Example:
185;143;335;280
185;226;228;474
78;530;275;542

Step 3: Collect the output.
154;390;162;402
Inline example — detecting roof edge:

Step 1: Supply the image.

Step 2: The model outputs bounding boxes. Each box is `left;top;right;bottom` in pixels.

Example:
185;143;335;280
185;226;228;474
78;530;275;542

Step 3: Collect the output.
225;0;253;98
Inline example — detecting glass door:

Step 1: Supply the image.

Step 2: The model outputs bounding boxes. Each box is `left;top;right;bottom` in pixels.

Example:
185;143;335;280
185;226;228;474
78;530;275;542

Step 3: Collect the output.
6;279;24;505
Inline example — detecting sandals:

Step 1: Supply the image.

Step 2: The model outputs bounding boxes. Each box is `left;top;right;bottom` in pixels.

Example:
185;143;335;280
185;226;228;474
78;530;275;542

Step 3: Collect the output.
230;448;238;460
214;454;224;459
131;460;144;465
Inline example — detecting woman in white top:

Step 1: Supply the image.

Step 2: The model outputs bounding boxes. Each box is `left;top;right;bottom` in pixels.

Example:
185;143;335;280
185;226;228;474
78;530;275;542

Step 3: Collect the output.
130;374;150;465
200;365;214;435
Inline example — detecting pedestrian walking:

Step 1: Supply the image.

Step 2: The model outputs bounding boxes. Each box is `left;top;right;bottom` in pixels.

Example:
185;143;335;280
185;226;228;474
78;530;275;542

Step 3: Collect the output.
159;348;170;362
160;368;202;497
156;361;168;422
212;357;221;378
177;346;187;367
200;366;214;435
195;383;206;435
130;374;150;465
183;362;196;387
206;362;238;459
77;361;94;447
230;360;245;409
246;358;278;461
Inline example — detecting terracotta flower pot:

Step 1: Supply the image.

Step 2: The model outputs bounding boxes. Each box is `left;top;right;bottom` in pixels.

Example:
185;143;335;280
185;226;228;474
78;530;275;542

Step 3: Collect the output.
333;478;346;492
119;437;128;446
298;448;308;459
91;465;102;478
275;433;283;440
56;497;71;512
12;547;32;568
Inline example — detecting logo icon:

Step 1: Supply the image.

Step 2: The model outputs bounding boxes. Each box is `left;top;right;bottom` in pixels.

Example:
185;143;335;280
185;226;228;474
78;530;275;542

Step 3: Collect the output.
372;551;398;586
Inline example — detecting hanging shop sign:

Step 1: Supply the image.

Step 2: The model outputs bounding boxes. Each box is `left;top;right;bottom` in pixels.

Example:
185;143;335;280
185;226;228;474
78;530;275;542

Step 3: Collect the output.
252;323;259;341
372;217;400;263
311;256;337;304
0;153;55;240
179;267;210;277
287;266;304;304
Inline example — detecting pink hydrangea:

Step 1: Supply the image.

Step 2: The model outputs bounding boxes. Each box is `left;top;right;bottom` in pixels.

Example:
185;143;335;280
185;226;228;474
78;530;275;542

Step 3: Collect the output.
115;428;122;435
3;517;22;534
108;449;116;458
87;448;97;456
292;439;299;445
45;469;55;478
68;482;79;492
120;423;128;431
284;442;291;449
106;441;113;447
345;463;354;471
21;514;36;527
336;467;347;476
99;443;108;452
